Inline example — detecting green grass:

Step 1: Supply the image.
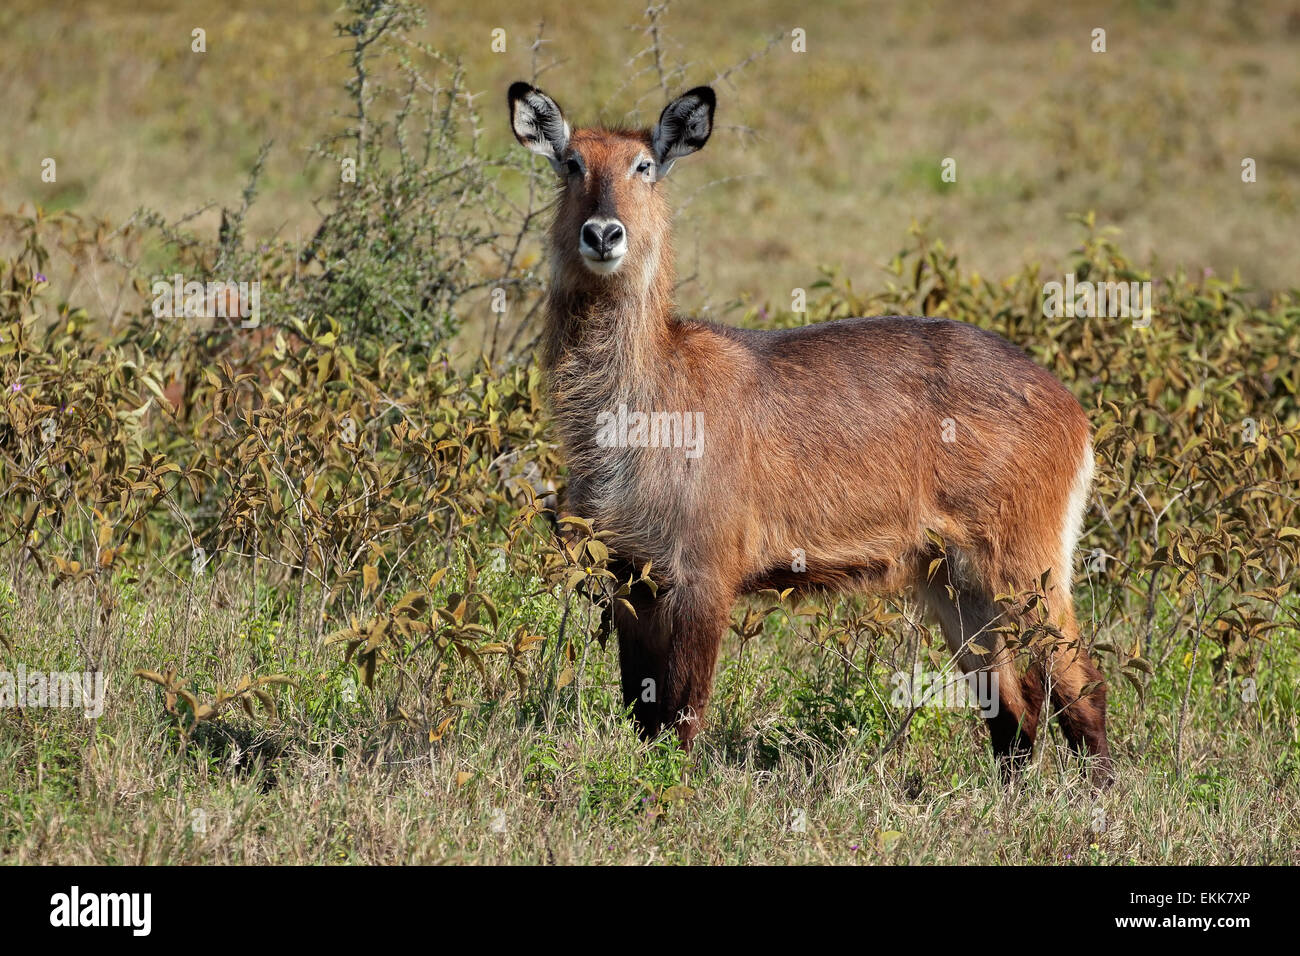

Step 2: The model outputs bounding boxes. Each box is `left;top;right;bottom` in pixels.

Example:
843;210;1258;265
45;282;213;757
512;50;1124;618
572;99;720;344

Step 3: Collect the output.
3;558;1297;865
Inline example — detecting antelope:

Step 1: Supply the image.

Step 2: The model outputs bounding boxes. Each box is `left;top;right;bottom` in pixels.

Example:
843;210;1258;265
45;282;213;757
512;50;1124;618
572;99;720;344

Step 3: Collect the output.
508;80;1113;786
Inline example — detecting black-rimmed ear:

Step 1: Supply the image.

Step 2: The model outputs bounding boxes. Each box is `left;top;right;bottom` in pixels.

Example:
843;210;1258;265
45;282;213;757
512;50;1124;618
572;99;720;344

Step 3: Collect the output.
651;86;715;179
508;81;570;173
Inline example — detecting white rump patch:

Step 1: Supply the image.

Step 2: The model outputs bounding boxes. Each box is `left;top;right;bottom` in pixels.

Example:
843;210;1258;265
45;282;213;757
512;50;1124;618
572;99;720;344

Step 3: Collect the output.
1059;442;1095;589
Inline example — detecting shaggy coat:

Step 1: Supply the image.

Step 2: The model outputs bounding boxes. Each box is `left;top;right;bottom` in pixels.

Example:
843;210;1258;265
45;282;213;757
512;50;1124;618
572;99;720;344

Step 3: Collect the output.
510;81;1112;785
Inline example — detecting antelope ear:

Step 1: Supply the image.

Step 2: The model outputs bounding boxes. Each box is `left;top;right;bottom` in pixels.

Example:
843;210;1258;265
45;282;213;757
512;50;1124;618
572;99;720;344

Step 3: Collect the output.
508;81;570;173
651;86;715;179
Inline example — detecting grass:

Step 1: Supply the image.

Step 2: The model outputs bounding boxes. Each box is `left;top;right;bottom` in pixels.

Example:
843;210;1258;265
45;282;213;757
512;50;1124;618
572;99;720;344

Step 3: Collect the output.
3;0;1299;327
1;0;1298;868
3;558;1297;865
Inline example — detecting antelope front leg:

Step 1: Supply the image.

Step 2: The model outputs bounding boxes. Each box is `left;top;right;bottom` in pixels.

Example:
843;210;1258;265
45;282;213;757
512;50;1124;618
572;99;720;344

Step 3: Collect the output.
611;571;670;736
613;581;732;746
660;585;734;749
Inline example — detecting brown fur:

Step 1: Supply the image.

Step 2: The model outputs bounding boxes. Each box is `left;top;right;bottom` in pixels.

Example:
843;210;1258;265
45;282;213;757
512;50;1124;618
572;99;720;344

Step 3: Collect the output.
518;89;1113;786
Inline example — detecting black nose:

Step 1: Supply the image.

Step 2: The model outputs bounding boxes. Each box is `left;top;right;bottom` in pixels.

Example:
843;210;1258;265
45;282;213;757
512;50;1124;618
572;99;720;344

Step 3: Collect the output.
581;221;625;258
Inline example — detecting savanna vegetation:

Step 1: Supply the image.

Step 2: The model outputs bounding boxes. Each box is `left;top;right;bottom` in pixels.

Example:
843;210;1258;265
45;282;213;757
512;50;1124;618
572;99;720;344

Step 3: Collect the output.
0;1;1297;864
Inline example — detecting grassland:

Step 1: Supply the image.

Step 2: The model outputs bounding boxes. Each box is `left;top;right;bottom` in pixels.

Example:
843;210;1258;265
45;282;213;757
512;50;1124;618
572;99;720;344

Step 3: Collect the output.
3;0;1300;320
0;0;1298;866
3;568;1297;865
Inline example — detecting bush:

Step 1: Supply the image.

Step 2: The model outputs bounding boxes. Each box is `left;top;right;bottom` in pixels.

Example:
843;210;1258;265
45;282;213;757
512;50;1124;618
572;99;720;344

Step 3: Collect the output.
0;5;1295;787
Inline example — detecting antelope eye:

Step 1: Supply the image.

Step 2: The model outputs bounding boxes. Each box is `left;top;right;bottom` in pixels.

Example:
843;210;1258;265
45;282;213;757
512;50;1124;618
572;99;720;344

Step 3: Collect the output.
636;159;653;176
565;158;582;177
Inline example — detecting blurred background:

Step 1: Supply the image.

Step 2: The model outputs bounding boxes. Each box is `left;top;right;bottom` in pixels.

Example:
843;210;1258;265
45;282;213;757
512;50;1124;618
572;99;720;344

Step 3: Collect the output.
2;0;1298;318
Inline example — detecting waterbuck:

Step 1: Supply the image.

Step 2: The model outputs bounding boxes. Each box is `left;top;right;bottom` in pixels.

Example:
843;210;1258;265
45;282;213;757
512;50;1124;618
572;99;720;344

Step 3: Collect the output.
508;80;1112;786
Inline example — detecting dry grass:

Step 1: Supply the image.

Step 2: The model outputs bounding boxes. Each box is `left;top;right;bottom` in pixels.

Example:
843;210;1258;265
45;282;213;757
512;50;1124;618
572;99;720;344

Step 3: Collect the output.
2;0;1298;324
3;566;1297;865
